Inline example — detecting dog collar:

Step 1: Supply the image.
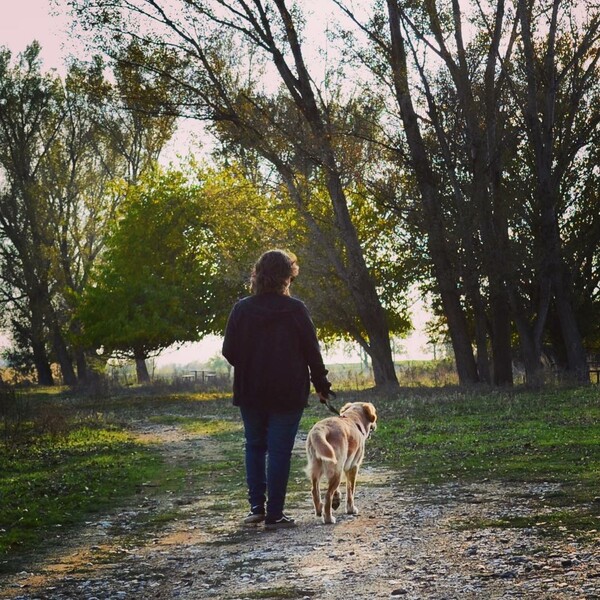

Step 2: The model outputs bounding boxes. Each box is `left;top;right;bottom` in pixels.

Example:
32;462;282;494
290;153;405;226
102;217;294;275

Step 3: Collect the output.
340;414;369;437
355;420;368;437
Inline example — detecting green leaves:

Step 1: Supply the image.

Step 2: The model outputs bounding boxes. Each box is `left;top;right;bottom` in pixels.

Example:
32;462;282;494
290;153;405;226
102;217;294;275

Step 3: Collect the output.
78;168;216;358
0;424;163;559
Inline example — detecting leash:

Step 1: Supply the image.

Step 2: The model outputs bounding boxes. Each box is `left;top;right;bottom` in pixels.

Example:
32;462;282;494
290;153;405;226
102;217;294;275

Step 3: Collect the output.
321;390;340;416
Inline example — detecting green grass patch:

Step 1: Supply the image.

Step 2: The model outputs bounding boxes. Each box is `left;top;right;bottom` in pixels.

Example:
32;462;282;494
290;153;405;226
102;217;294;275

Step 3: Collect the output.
2;383;599;570
0;390;248;573
479;510;600;534
148;414;242;437
360;385;600;531
365;387;600;481
0;422;164;568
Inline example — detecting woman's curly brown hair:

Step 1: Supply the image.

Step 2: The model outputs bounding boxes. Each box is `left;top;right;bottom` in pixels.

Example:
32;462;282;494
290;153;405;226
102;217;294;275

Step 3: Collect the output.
250;249;299;295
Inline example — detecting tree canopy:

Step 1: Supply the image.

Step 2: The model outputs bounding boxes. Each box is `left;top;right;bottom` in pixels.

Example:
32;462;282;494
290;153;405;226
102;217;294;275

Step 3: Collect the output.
2;0;600;387
77;171;215;374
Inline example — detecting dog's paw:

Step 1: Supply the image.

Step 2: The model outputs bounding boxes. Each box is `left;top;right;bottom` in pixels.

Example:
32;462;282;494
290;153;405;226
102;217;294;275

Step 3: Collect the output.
332;492;341;511
322;515;336;525
346;505;359;515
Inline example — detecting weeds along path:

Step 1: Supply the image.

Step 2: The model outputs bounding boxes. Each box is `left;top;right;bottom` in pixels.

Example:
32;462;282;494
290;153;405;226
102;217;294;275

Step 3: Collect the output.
2;421;600;600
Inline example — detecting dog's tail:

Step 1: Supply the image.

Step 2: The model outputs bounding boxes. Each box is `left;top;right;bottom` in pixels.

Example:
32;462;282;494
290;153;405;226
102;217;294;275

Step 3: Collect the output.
307;428;337;464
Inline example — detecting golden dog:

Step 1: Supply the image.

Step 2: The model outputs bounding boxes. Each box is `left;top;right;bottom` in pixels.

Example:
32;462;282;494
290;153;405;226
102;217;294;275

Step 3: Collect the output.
305;402;377;524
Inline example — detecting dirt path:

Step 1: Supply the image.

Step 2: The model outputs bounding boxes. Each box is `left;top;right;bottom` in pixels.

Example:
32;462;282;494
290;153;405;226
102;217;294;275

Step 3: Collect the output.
2;424;599;600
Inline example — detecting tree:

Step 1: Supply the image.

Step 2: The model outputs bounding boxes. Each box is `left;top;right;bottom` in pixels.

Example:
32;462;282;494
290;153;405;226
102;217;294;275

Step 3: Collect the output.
337;0;600;385
36;61;127;383
199;157;414;371
0;44;63;385
564;143;600;354
191;161;289;315
405;0;516;386
67;0;600;387
48;48;181;381
80;42;182;183
334;0;480;384
0;41;180;385
288;181;412;354
515;0;599;382
78;168;228;383
67;0;401;388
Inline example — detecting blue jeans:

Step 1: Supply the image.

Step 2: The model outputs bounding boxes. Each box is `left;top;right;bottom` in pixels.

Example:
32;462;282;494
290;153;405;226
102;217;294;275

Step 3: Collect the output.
240;406;303;517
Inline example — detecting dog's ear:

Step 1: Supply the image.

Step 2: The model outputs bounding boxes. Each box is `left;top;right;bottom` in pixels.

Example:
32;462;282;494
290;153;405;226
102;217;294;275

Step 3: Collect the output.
362;402;377;423
339;403;353;415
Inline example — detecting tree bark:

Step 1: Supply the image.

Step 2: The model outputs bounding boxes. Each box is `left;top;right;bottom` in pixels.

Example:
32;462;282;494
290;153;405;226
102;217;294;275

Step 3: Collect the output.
31;339;54;386
456;211;491;383
75;349;88;382
442;0;514;385
28;293;54;386
519;0;588;382
386;0;479;384
321;165;399;388
134;349;151;384
544;207;589;381
51;324;77;386
510;301;544;386
259;1;399;388
277;168;398;386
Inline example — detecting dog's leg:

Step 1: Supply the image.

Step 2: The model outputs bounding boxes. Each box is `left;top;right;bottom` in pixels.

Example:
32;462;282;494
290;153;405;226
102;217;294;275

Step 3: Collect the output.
311;474;323;517
345;466;359;515
332;487;341;511
323;473;341;524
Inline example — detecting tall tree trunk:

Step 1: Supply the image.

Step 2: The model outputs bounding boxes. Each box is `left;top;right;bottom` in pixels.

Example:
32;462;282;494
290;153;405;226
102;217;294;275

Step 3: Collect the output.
519;0;588;382
32;339;54;386
277;160;398;388
51;324;77;386
544;207;588;381
512;315;544;387
507;278;550;386
69;320;88;382
476;159;513;386
28;295;54;386
75;349;88;382
261;4;400;388
386;0;479;384
457;210;491;383
134;348;150;384
488;288;513;385
472;297;492;384
323;169;398;388
436;263;479;384
366;326;399;386
444;0;514;385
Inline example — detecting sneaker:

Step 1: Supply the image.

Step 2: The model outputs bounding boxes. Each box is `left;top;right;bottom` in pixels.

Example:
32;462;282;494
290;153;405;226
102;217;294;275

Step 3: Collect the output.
243;505;265;525
264;514;297;529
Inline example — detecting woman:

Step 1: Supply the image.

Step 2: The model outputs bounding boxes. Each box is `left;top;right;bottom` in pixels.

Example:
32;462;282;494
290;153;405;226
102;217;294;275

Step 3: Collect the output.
222;249;331;528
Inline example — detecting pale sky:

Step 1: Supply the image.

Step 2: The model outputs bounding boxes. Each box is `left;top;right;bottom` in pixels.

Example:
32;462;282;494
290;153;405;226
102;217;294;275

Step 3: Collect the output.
1;0;72;70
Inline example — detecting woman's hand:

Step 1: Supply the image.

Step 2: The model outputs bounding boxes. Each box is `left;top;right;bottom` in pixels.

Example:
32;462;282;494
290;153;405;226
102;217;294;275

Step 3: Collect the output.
318;391;329;404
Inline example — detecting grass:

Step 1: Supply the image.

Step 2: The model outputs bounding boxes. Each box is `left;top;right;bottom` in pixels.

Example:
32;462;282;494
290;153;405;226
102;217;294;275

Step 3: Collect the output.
0;387;243;571
365;386;600;481
362;385;600;532
148;413;242;436
1;383;599;573
0;423;165;568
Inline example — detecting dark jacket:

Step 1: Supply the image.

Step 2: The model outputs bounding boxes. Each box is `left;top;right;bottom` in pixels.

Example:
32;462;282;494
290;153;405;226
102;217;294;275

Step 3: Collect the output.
222;293;331;411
